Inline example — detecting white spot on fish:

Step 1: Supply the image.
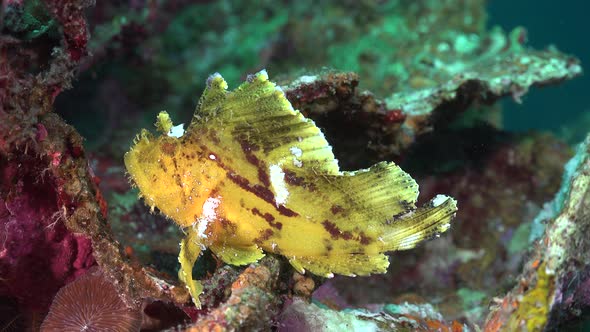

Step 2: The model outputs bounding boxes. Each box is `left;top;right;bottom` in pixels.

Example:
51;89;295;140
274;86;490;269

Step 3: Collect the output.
269;164;289;206
290;146;302;157
168;123;185;138
195;196;221;238
257;69;268;80
290;146;303;167
432;194;448;207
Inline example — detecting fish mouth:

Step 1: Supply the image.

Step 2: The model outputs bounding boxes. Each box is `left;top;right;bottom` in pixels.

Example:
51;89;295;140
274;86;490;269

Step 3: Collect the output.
123;149;142;188
124;143;153;190
123;146;160;211
123;150;136;175
124;133;160;173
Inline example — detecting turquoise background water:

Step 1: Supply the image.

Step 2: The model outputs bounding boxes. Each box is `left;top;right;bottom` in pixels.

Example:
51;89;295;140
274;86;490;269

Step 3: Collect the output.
489;1;588;134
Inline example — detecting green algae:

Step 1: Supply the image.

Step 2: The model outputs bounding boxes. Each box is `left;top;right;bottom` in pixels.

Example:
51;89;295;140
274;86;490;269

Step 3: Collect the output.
457;288;487;321
4;0;58;40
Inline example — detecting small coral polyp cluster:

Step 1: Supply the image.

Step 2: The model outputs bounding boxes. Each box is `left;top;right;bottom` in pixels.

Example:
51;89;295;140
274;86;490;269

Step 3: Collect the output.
124;70;457;307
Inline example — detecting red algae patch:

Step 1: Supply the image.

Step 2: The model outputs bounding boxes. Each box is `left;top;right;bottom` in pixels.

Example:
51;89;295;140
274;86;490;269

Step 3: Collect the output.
41;267;142;332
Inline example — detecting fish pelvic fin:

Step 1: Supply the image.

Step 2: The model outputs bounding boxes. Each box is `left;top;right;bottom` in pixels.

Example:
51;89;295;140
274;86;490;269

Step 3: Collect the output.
178;229;204;308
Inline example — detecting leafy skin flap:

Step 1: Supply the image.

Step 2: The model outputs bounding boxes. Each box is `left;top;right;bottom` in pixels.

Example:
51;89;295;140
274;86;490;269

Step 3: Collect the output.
124;70;458;308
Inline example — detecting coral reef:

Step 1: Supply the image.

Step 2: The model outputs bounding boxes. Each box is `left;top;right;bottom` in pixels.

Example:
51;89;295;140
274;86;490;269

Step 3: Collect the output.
68;0;581;160
1;0;187;327
484;134;590;331
1;0;588;330
184;257;285;331
1;0;96;324
279;298;473;331
0;149;96;311
280;58;579;161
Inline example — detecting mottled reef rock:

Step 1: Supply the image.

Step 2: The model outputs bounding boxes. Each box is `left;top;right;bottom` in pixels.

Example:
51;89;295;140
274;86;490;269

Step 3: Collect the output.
484;134;590;331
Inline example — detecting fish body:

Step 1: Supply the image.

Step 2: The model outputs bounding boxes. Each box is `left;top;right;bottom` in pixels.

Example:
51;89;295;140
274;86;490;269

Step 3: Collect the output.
124;70;457;307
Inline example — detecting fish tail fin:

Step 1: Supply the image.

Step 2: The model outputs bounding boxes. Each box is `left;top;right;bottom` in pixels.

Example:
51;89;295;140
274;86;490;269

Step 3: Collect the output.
381;196;457;251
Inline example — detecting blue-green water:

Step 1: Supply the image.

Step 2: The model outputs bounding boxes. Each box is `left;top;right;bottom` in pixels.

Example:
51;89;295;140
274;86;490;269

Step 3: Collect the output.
489;1;589;135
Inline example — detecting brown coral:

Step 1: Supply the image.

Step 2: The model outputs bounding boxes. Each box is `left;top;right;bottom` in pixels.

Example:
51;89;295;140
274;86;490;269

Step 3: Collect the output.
41;267;142;332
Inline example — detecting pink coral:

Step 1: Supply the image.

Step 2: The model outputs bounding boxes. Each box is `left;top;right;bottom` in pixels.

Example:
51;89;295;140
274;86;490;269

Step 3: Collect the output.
42;0;91;61
0;157;95;313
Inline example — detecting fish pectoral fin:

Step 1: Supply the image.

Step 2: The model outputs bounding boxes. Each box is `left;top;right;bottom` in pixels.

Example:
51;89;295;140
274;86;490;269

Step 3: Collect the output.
382;196;457;251
289;253;390;278
324;161;420;219
178;230;204;308
210;243;265;266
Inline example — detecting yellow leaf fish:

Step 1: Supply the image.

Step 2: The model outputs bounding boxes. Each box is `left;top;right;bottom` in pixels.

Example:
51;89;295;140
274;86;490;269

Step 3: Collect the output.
124;70;457;307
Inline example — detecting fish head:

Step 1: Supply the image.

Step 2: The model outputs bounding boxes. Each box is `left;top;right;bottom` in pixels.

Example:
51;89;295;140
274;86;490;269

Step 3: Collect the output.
124;125;223;228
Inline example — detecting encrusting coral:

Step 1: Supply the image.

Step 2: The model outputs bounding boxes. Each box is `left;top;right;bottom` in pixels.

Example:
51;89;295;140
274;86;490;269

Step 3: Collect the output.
484;133;590;331
124;70;458;307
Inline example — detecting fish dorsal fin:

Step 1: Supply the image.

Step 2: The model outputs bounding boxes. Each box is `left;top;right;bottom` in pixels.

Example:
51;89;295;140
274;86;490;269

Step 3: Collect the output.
188;71;340;192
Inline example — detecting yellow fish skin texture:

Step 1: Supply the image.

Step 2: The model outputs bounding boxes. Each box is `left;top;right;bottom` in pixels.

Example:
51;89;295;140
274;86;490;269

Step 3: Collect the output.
124;70;458;307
